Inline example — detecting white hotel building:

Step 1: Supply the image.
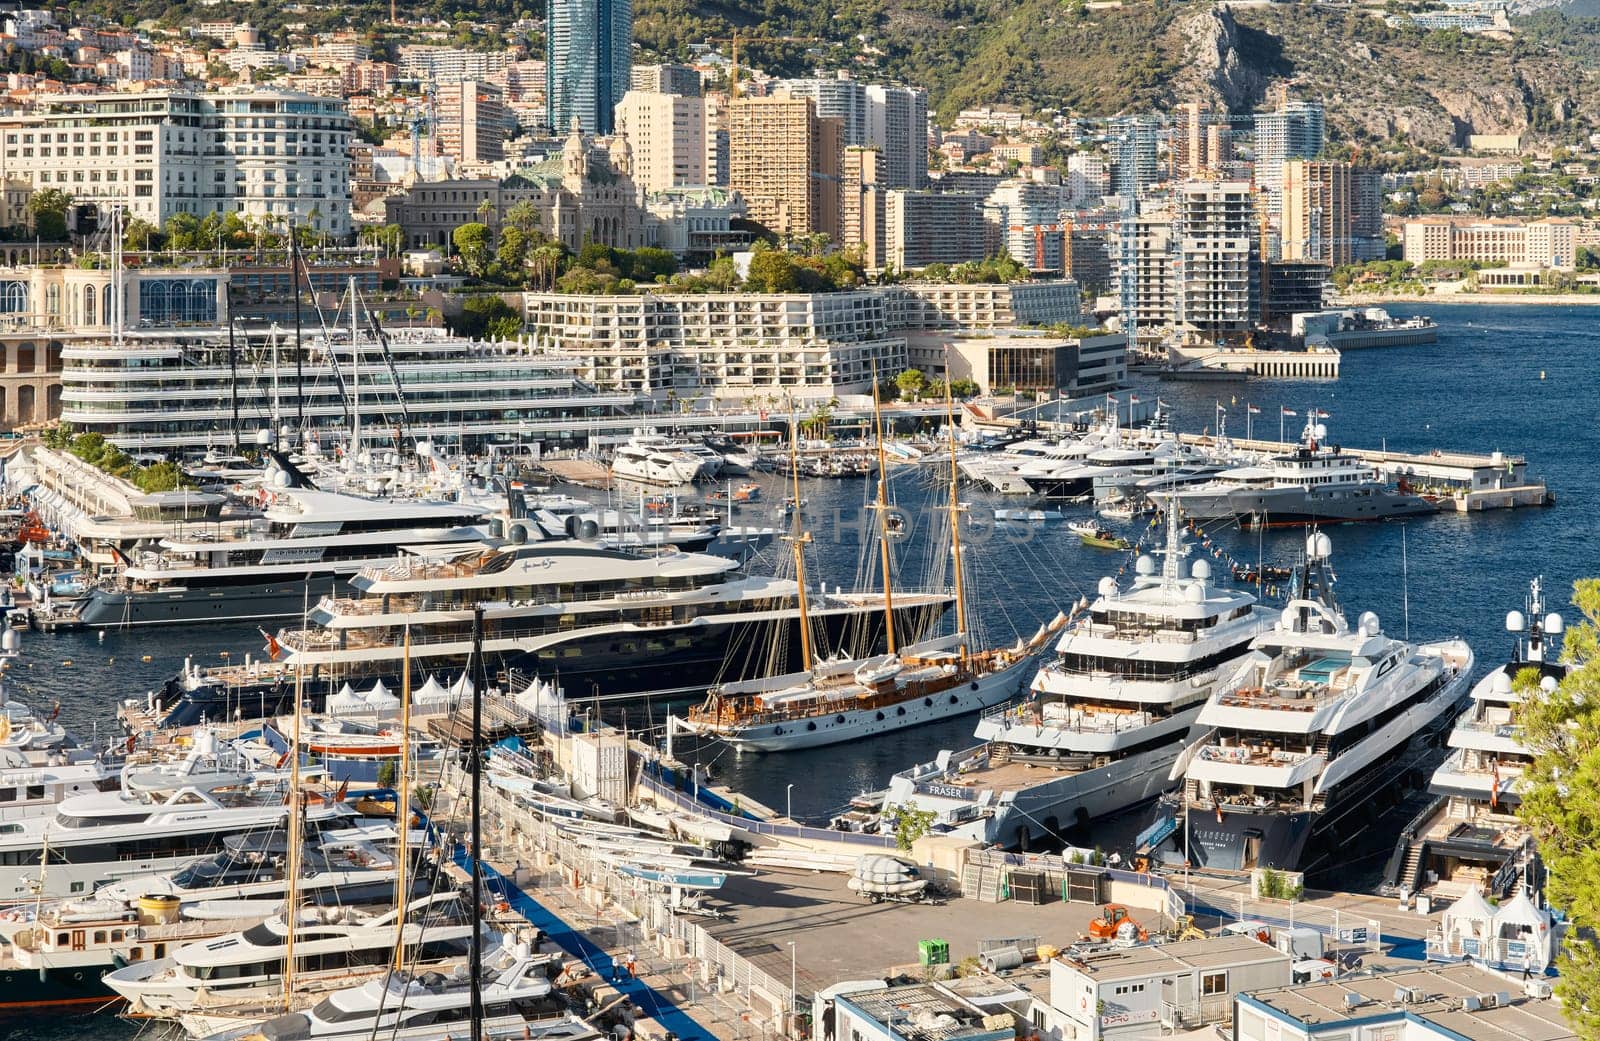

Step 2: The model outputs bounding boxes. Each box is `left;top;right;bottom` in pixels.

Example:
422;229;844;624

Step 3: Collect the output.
522;280;1088;401
0;89;352;237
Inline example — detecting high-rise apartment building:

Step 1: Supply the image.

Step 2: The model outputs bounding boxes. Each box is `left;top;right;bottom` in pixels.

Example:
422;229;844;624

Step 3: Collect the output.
614;89;707;191
728;93;841;238
776;78;927;189
434;80;508;164
630;63;701;97
546;0;632;134
776;76;868;145
1066;153;1109;207
1174;179;1259;344
884;190;986;271
984;180;1067;273
1254;98;1324;222
1111;116;1161;197
0;89;352;236
865;84;927;189
1170;101;1233;178
839;145;886;271
1281;160;1387;267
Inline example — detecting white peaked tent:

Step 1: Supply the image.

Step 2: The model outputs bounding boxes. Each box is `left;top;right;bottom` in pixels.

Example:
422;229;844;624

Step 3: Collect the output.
1493;889;1557;970
412;675;452;707
327;683;368;716
363;680;401;712
447;673;475;701
1441;887;1495;957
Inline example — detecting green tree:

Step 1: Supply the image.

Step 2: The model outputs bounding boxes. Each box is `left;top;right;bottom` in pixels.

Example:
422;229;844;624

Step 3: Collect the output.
451;294;522;339
1518;578;1600;1035
745;249;800;293
452;222;492;277
163;213;203;252
895;368;927;401
496;226;530;276
26;188;72;241
359;222;403;257
123;217;162;252
504;200;541;236
886;803;936;853
950;377;980;399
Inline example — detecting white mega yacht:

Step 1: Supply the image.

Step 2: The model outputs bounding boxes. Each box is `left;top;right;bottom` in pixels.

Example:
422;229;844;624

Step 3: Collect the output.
1156;532;1474;876
153;525;951;728
1386;577;1567;899
877;507;1273;849
0;732;362;902
189;938;592;1041
75;457;490;628
103;892;481;1015
609;436;706;485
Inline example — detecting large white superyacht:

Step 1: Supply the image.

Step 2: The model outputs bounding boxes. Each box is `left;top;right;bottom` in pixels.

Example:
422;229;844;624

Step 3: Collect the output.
1153;532;1474;876
877;506;1273;849
0;732;365;902
73;456;490;628
152;521;951;728
1385;577;1567;899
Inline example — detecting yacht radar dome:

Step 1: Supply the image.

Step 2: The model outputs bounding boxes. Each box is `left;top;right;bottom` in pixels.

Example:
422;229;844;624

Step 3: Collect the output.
1506;610;1526;633
1358;611;1380;637
1191;559;1211;581
1313;423;1327;441
0;628;18;654
1306;532;1332;560
1135;555;1156;575
1546;613;1564;634
1492;671;1513;695
254;429;272;447
1098;576;1117;597
1184;584;1204;603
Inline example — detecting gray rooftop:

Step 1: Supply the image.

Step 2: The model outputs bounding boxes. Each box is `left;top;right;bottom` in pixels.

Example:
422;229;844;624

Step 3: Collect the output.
1059;934;1291;981
1242;961;1574;1041
840;981;1012;1041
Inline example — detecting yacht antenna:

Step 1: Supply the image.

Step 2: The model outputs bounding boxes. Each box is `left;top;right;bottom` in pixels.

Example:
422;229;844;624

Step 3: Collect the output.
1160;496;1184;589
1401;524;1410;641
786;408;813;672
1527;577;1545;663
270;323;282;451
869;365;897;656
943;355;967;656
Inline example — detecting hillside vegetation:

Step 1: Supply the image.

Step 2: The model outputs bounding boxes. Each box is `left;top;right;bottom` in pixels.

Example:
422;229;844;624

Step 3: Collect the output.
636;0;1599;149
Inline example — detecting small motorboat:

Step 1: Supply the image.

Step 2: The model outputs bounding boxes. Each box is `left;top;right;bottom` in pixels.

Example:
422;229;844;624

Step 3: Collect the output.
1080;528;1132;551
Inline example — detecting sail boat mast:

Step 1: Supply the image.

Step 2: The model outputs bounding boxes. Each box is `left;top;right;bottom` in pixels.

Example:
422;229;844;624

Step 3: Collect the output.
870;375;896;656
282;661;304;1010
392;628;411;969
786;410;813;672
942;368;967;654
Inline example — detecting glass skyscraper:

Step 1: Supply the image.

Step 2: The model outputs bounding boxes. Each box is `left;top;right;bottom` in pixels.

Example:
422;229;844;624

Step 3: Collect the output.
546;0;632;135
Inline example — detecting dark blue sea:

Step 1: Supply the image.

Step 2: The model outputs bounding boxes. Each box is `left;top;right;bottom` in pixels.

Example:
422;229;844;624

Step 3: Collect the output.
2;301;1592;1038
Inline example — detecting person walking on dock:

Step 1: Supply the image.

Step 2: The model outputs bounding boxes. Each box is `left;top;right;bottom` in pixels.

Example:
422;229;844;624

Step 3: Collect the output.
626;951;637;980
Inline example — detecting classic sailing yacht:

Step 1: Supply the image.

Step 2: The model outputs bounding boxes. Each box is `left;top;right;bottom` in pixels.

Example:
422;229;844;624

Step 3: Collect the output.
679;389;1064;752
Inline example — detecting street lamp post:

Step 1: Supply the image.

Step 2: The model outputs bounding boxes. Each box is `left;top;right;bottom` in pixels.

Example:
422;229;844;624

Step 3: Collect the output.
787;783;795;822
789;941;798;1037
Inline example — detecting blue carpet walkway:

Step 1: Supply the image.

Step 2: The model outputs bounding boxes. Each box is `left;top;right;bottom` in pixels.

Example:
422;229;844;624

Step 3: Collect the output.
451;847;721;1041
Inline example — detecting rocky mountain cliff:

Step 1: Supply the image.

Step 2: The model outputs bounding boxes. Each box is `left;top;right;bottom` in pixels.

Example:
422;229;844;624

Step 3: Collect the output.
635;0;1597;150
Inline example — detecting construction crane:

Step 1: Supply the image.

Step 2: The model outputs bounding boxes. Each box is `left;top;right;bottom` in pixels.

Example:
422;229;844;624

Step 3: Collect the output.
705;34;820;100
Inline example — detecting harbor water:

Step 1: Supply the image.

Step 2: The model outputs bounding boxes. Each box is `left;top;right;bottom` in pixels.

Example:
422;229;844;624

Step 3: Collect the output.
3;301;1591;1039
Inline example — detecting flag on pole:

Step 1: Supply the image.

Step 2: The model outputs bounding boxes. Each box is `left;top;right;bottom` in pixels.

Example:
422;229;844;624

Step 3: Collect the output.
1314;409;1331;418
1215;402;1226;412
1156;398;1171;409
260;627;282;661
1129;394;1141;404
1281;407;1297;416
1247;404;1261;415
